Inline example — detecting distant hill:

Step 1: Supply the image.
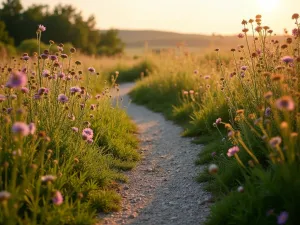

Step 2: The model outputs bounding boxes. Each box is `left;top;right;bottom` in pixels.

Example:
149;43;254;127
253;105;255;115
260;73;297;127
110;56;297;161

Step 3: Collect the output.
113;30;243;49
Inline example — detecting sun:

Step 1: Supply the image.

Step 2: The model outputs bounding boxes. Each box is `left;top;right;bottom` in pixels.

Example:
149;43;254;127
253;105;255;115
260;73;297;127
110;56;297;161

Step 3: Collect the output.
257;0;280;12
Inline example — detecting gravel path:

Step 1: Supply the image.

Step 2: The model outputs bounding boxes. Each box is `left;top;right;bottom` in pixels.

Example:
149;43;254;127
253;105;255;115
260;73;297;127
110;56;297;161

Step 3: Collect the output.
99;82;211;225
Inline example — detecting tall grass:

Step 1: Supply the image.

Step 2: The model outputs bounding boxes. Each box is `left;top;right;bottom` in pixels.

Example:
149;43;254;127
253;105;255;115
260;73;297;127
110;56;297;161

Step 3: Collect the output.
130;13;300;225
0;26;139;224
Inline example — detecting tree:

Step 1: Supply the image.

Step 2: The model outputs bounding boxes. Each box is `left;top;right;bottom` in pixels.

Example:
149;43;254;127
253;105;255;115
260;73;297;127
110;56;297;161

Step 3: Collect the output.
98;29;125;56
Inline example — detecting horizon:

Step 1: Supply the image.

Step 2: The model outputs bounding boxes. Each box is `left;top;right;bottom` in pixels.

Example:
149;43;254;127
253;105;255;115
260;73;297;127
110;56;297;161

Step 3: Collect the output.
6;0;300;35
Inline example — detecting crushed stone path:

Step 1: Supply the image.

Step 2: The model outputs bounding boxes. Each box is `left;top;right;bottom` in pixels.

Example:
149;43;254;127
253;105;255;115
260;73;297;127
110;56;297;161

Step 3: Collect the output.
99;82;211;225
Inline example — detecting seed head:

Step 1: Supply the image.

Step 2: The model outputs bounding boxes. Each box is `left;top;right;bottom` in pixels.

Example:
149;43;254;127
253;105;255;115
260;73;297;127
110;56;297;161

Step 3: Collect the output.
208;164;219;175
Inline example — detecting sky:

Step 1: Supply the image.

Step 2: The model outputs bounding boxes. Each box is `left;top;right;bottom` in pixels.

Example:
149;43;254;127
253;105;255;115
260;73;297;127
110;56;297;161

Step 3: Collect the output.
7;0;300;35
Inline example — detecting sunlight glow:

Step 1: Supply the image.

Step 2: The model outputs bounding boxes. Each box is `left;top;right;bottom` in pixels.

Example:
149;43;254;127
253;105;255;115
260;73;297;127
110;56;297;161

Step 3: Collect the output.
257;0;280;12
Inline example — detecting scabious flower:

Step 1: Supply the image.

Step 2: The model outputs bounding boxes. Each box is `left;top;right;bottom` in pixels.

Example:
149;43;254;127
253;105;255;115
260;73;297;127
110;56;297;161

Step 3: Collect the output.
208;164;219;174
50;55;58;61
6;71;27;88
21;87;29;94
42;70;50;77
70;86;81;94
58;72;65;79
292;28;299;37
41;175;56;183
281;56;293;64
28;123;36;135
276;96;295;111
194;70;199;74
215;118;222;124
82;128;93;140
241;66;247;71
227;146;240;157
88;67;96;73
204;75;210;79
269;136;282;148
90;104;96;110
238;33;244;38
0;191;11;202
277;211;289;225
57;94;68;103
71;127;79;133
12;122;30;136
0;94;6;102
52;191;63;205
38;24;46;32
22;55;30;61
265;107;271;117
38;87;49;95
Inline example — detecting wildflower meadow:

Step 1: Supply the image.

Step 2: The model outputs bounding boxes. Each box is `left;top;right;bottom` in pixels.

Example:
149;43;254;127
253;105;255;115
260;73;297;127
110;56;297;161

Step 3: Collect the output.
0;26;140;224
130;13;300;225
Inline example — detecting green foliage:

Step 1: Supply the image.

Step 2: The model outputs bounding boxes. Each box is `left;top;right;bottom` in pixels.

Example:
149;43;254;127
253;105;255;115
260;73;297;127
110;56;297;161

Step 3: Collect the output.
97;29;125;56
107;59;156;83
18;38;47;54
0;30;139;224
0;41;17;56
129;13;300;225
0;0;124;56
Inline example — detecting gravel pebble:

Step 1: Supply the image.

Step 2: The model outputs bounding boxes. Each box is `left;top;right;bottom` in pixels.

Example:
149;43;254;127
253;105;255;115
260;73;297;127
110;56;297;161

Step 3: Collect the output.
98;83;211;225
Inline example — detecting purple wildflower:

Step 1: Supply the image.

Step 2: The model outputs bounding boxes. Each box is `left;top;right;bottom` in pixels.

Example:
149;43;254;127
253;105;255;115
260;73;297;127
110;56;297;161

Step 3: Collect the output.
0;94;6;102
21;87;29;94
41;53;48;59
281;56;293;64
52;191;63;206
38;87;49;95
38;24;46;32
70;86;81;94
6;71;27;88
72;127;79;133
82;128;93;140
87;139;94;144
22;55;30;61
88;67;96;73
90;104;96;110
57;94;68;103
238;33;244;38
42;70;50;77
292;28;299;37
12;122;30;136
33;94;41;100
194;70;199;74
276;96;295;111
265;107;271;117
269;136;282;148
28;123;36;135
241;66;247;71
211;152;217;157
58;72;65;79
215;118;222;124
227;146;240;157
277;211;288;225
50;55;58;61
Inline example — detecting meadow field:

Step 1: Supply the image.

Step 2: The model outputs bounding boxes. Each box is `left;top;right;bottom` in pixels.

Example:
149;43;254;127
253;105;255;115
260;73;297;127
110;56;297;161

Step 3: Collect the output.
0;0;299;224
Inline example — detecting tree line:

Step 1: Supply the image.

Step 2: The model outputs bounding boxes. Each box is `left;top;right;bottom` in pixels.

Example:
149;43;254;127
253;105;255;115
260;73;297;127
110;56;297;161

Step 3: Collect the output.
0;0;125;56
